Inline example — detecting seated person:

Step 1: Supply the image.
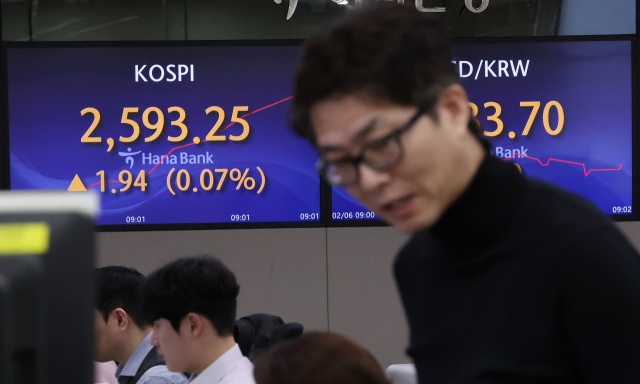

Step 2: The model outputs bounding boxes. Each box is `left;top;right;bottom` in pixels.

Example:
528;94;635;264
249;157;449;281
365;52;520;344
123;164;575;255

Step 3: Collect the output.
94;361;118;384
253;332;389;384
141;256;255;384
95;266;188;384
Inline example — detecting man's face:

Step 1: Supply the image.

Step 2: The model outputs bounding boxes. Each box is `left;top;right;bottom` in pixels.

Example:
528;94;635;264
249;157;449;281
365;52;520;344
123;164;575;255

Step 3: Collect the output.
94;310;118;362
150;318;192;373
311;91;476;234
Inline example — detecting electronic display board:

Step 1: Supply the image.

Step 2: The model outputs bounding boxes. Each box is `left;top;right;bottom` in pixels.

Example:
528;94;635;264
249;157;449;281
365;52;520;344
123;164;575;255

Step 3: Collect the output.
4;43;322;228
331;37;637;224
3;37;637;229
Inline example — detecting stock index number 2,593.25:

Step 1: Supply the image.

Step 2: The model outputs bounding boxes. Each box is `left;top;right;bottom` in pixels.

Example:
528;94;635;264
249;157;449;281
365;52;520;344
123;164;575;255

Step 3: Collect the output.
80;106;251;152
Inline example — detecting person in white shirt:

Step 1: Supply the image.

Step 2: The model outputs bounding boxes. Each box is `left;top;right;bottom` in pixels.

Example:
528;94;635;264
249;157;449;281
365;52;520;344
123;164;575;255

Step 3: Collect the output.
141;256;255;384
94;361;118;384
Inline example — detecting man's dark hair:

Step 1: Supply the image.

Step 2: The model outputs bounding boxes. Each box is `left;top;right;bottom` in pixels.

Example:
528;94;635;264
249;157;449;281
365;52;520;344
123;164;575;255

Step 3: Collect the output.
253;332;388;384
95;266;150;329
141;256;240;336
291;2;482;145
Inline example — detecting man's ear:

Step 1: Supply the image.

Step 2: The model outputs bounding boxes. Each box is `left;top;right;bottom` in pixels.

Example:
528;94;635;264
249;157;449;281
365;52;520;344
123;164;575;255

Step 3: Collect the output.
183;313;204;339
112;308;129;331
434;84;471;136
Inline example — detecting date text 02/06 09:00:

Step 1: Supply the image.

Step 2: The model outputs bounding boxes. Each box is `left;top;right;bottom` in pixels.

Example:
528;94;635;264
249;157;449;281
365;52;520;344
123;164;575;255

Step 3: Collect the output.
333;212;376;220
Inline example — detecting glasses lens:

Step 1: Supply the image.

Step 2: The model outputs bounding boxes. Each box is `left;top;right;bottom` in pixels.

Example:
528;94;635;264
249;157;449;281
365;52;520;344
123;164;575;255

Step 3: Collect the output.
325;161;357;186
363;135;401;170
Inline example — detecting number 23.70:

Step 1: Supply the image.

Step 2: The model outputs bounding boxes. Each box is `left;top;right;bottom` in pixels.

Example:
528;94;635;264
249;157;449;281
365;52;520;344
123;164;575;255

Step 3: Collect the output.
470;101;564;138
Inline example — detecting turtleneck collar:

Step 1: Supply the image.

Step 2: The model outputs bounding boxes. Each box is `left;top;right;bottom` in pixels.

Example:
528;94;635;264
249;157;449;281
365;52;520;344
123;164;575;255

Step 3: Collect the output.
430;155;527;259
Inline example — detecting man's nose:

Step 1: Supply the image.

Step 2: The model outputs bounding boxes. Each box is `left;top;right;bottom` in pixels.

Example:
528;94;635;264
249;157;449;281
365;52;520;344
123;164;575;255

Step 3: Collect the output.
357;162;390;192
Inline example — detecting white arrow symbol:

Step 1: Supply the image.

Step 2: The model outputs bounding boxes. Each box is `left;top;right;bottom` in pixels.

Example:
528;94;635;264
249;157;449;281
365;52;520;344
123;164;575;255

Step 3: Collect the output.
273;0;298;20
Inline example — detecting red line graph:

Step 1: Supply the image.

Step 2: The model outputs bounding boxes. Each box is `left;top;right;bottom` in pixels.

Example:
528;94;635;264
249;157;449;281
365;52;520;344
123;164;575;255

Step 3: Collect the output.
147;142;198;176
87;95;294;189
88;180;117;188
503;154;622;177
147;96;293;176
222;96;293;132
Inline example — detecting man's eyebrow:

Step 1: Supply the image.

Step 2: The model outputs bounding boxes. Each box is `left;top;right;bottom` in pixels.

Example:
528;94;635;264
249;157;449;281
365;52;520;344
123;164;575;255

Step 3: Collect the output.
351;117;379;144
317;117;379;154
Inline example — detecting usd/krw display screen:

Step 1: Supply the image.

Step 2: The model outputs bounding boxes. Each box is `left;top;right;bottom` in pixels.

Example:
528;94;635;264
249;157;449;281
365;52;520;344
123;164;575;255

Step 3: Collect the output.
5;44;321;227
331;38;635;222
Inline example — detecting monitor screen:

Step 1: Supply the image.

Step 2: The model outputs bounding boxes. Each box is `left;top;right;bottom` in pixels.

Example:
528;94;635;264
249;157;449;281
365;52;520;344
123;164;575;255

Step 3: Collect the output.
0;192;97;384
330;37;636;224
4;43;321;228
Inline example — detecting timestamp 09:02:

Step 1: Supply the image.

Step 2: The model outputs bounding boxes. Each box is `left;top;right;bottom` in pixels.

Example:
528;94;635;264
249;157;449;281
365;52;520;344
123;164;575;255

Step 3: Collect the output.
612;206;632;214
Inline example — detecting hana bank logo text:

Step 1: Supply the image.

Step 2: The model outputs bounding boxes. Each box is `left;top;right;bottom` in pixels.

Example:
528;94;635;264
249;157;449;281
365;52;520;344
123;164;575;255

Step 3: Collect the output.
275;0;489;20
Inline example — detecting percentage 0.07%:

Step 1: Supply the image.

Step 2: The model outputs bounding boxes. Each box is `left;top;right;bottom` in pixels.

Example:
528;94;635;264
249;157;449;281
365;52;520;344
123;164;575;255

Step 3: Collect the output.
73;167;265;196
166;167;266;196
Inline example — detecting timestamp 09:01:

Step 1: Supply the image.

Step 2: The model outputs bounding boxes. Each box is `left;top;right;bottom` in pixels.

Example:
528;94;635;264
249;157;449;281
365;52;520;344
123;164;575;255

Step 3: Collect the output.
231;214;250;222
126;216;146;223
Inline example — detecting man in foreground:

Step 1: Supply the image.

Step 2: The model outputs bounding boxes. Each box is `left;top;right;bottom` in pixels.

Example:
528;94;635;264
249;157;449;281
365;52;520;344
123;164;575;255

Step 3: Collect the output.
291;3;640;382
141;256;255;384
95;267;188;384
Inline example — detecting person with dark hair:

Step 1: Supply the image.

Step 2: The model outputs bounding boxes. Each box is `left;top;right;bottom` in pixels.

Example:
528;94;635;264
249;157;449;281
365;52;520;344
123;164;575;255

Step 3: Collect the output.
94;266;188;384
253;332;389;384
141;256;254;384
293;2;640;383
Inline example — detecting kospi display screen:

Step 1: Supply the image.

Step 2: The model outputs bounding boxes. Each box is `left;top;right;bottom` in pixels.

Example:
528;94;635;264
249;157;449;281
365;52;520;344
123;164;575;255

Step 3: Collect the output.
4;43;322;228
331;37;636;223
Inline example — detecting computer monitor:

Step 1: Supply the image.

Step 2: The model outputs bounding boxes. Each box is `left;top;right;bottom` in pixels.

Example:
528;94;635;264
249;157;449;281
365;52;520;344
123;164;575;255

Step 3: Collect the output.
330;36;637;225
0;191;98;384
4;42;322;230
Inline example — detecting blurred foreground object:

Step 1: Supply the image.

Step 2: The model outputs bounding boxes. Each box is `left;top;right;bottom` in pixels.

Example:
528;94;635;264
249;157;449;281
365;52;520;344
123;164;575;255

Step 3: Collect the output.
386;364;417;384
253;332;389;384
0;191;99;384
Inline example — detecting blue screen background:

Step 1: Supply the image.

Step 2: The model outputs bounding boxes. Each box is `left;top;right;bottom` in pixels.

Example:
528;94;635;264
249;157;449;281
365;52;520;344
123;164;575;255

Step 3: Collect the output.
332;39;634;220
7;46;321;225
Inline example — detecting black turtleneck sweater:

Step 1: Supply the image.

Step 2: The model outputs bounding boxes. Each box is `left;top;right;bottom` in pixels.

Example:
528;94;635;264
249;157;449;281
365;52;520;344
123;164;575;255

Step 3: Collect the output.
394;155;640;383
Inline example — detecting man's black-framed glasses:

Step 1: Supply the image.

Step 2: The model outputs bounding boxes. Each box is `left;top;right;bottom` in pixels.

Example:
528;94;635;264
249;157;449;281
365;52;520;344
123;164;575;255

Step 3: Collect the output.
316;106;428;187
